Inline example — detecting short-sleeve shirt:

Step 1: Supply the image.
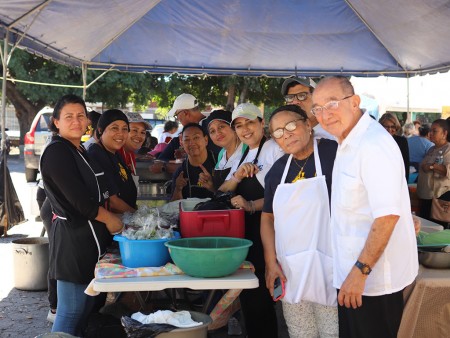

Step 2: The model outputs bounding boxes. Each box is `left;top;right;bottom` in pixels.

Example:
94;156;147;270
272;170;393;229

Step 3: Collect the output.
263;138;337;214
88;143;137;208
331;112;418;295
226;138;285;188
171;151;217;199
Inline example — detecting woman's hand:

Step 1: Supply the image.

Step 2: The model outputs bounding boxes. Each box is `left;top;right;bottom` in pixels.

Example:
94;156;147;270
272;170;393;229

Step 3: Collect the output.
105;212;124;235
265;262;286;298
230;195;249;211
421;161;434;173
198;164;214;192
175;171;188;192
235;162;259;180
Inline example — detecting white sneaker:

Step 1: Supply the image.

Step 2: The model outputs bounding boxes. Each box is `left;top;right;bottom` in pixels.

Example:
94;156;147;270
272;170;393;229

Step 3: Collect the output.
47;309;56;323
227;317;242;336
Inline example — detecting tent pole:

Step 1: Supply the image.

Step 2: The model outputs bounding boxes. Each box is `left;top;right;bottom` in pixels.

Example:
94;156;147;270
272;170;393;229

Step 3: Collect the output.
82;63;87;100
406;74;411;122
1;30;9;234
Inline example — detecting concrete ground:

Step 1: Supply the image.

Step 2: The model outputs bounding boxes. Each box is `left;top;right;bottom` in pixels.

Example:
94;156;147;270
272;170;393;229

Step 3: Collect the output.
0;150;289;338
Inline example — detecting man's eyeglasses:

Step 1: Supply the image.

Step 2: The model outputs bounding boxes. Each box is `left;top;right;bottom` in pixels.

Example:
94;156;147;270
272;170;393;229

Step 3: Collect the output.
174;110;185;120
284;92;309;103
311;95;353;117
271;119;305;139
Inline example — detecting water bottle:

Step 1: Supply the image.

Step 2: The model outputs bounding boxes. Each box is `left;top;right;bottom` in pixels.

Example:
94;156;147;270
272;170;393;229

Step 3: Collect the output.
435;150;444;165
434;150;444;177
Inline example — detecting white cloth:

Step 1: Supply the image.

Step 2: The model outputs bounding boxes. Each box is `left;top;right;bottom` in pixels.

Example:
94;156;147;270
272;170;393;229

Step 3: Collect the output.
226;138;284;187
131;310;202;328
331;112;418;296
216;142;245;170
158;131;178;143
273;138;336;306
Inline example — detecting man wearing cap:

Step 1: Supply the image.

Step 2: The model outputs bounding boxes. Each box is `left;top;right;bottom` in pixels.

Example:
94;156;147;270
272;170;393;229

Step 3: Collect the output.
281;77;334;140
154;94;219;169
312;76;418;338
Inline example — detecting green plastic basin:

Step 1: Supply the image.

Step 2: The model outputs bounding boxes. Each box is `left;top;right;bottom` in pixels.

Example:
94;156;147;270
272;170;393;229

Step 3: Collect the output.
165;237;252;277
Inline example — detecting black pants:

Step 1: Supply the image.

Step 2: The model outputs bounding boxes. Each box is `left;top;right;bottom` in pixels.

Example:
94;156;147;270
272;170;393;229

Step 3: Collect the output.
239;269;278;338
338;289;404;338
41;198;57;310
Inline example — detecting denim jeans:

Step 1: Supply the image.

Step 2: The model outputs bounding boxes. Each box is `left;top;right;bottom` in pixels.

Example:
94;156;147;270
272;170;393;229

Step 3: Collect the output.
51;280;95;336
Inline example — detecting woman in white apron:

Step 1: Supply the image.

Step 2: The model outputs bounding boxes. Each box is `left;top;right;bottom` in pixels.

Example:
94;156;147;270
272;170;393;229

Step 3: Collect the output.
261;105;339;337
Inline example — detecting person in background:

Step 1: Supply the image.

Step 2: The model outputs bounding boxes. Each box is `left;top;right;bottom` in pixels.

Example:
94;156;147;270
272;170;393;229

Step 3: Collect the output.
88;109;137;213
83;110;101;150
219;103;284;338
118;112;150;186
312;76;418;338
170;123;216;201
40;94;123;336
281;77;333;139
403;122;415;137
413;120;422;136
417;119;450;220
408;124;433;172
137;129;158;156
261;104;338;338
159;120;179;143
200;109;246;190
379;112;410;182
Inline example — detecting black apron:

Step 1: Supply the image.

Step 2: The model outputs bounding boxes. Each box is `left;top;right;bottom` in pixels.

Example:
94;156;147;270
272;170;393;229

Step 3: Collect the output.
235;137;266;270
212;167;232;190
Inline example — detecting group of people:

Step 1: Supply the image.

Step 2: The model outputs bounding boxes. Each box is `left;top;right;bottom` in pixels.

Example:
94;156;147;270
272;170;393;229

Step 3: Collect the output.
157;76;418;338
41;75;424;338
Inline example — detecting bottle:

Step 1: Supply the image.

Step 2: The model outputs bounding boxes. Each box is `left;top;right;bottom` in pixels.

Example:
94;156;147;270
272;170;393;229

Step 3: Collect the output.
434;150;444;177
435;150;444;165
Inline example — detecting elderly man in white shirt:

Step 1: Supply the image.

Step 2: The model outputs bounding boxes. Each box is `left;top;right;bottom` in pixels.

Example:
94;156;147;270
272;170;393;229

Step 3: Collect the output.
311;76;418;338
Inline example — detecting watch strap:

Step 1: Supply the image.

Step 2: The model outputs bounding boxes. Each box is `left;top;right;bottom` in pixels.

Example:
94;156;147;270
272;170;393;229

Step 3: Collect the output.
355;260;372;275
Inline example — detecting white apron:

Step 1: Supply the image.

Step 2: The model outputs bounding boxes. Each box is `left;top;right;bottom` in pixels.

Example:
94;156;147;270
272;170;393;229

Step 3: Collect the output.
273;138;336;306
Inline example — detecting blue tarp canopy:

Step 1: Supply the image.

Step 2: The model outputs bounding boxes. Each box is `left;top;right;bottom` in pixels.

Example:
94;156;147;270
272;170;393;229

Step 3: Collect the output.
0;0;450;77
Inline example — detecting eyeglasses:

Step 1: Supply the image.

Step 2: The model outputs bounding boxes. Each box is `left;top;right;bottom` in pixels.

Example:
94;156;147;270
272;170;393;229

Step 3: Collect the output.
383;125;397;131
174;110;185;120
311;95;354;117
271;119;305;139
284;92;309;103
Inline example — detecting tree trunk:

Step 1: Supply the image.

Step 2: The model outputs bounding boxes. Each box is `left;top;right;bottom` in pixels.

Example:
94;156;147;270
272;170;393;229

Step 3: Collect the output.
238;81;249;104
226;84;236;112
5;81;42;144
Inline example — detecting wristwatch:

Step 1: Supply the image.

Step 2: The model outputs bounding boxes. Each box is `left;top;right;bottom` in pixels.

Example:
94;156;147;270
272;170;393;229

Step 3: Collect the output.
355;260;372;275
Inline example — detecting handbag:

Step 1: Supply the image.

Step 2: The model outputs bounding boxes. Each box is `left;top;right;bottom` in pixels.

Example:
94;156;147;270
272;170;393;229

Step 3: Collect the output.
431;194;450;223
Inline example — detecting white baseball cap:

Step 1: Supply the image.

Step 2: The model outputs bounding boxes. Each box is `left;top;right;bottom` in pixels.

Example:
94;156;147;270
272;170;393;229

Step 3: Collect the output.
231;103;263;124
168;93;199;117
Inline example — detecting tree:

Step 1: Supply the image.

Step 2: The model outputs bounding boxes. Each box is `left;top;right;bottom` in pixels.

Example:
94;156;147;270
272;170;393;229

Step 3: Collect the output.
1;44;287;144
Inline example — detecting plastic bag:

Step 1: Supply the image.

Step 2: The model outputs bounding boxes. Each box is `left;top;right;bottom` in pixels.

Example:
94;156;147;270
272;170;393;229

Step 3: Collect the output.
193;191;235;211
121;316;176;338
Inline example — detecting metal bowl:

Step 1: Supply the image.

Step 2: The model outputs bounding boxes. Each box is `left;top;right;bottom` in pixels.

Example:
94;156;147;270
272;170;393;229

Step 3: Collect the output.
418;250;450;269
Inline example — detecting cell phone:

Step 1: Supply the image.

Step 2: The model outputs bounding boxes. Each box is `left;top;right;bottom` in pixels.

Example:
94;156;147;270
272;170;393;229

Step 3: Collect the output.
273;277;285;301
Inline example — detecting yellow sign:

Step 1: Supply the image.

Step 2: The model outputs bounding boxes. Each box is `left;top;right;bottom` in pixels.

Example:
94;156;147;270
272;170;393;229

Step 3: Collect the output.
442;106;450;119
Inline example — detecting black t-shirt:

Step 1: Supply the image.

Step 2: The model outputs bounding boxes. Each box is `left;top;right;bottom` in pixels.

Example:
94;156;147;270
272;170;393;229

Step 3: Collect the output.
88;143;137;208
171;151;216;199
263;138;338;214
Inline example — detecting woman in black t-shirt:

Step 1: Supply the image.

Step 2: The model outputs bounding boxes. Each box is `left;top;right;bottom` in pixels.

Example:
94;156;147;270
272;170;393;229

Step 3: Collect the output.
88;109;137;212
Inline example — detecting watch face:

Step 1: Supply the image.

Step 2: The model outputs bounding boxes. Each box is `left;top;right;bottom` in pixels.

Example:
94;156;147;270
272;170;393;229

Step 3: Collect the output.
362;266;371;274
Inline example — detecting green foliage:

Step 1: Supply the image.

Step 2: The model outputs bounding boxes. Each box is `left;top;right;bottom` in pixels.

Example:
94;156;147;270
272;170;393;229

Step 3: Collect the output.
5;46;287;116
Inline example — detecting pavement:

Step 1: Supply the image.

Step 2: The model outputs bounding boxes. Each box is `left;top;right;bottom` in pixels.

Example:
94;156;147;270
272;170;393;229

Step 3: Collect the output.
0;150;289;338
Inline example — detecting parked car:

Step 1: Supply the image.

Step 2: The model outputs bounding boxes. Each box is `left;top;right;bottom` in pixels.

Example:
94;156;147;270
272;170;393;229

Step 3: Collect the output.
24;107;53;182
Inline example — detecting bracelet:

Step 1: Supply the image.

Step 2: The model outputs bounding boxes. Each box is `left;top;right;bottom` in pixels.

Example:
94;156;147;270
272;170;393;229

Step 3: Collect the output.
231;173;242;183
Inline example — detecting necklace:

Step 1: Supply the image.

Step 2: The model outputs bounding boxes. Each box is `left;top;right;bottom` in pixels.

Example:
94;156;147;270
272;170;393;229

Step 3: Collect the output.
292;152;313;183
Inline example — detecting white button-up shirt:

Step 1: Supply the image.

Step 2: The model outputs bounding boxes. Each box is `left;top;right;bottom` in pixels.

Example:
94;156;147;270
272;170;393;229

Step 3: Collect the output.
331;112;418;296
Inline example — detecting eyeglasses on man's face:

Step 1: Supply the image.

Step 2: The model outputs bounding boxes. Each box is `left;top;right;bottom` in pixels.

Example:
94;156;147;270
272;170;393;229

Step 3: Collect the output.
311;95;354;117
174;110;186;120
284;92;309;103
271;118;305;139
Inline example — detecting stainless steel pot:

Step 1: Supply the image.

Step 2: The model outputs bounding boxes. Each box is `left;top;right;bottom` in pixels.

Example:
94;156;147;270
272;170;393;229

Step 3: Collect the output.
418;249;450;269
138;181;170;196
